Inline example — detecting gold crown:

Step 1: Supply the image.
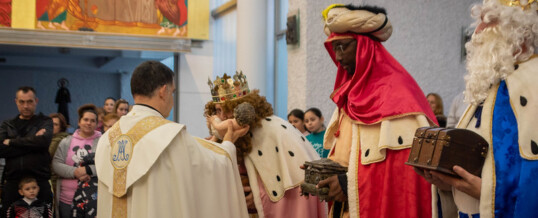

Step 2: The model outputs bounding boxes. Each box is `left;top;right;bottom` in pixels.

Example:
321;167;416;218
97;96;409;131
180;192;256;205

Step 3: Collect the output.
499;0;537;10
208;71;251;103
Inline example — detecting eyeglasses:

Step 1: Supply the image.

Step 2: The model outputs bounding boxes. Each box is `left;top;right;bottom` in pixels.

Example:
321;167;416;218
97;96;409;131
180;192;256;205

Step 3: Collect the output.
332;39;356;54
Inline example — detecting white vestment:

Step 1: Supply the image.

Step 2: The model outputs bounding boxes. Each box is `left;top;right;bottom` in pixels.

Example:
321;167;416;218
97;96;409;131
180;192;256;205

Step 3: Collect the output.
95;105;248;218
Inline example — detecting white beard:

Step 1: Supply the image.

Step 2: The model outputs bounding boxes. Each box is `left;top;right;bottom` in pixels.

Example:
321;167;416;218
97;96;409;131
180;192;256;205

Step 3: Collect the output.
464;27;516;105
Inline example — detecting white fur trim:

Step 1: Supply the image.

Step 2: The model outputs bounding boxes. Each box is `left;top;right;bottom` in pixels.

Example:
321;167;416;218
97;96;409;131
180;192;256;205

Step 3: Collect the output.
245;159;265;218
348;122;360;218
247;115;319;202
506;58;538;159
324;108;340;150
359;115;431;165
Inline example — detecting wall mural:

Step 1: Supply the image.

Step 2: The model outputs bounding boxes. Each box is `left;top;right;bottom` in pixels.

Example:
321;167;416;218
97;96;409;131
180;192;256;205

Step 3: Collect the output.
0;0;10;27
0;0;209;39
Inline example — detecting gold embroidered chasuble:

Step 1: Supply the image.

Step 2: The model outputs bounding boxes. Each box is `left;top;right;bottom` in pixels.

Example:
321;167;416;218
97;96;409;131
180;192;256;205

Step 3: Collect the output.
107;116;171;217
95;105;248;218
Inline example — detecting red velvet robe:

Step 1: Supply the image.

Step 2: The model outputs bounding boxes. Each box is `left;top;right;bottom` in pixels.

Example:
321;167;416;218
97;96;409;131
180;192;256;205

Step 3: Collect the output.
324;33;435;218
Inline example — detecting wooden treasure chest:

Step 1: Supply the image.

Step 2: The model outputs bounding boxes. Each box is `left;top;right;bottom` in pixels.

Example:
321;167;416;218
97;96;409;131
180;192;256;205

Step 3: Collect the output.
301;158;347;201
405;127;488;177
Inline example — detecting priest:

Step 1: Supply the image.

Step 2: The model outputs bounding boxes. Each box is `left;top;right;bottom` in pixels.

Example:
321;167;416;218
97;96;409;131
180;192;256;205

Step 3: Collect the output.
95;61;250;218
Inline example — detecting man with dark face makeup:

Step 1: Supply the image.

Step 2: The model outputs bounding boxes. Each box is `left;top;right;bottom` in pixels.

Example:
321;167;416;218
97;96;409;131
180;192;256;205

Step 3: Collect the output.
317;4;437;218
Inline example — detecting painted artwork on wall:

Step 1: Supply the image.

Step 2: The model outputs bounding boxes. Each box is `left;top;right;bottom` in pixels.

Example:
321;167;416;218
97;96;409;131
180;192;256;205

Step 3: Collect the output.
0;0;10;27
39;0;188;36
0;0;209;39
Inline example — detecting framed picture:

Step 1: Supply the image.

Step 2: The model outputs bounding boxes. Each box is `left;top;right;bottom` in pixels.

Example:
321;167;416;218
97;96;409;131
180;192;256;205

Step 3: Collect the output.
461;26;474;62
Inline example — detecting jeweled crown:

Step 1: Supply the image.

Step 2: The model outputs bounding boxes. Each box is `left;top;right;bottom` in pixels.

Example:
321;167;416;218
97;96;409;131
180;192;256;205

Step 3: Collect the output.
499;0;537;10
208;71;251;103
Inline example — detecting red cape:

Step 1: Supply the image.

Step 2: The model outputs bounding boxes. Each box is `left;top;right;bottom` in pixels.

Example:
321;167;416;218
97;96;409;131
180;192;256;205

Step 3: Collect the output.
325;33;437;125
325;33;434;218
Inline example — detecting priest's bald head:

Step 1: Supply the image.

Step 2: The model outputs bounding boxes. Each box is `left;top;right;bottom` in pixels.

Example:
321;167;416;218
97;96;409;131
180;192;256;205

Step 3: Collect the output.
131;61;176;118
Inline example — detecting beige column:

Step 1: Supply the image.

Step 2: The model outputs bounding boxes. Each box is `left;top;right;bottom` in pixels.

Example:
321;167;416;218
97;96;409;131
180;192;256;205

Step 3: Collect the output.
237;0;268;94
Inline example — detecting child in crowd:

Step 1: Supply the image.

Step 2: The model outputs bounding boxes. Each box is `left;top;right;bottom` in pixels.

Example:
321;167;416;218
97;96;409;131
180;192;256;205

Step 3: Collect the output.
288;109;309;136
102;113;119;133
304;108;329;158
96;108;106;133
6;177;52;218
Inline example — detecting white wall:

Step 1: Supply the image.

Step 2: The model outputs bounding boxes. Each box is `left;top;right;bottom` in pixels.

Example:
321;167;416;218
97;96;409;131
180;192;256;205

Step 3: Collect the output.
179;0;484;136
177;42;214;138
288;0;481;120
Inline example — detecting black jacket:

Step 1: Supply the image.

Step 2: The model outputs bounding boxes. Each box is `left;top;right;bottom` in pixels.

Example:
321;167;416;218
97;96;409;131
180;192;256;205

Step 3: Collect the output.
0;113;53;181
6;198;52;218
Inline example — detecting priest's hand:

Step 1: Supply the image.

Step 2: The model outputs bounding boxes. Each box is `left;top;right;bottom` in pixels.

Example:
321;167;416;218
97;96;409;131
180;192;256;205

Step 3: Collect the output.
413;167;451;191
205;115;213;126
205;135;218;142
205;115;215;134
317;175;347;202
430;165;481;199
223;122;249;143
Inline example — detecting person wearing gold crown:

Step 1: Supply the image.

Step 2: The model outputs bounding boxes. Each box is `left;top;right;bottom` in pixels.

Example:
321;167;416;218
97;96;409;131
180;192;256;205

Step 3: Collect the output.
319;4;437;218
416;1;538;217
94;61;250;218
204;72;327;218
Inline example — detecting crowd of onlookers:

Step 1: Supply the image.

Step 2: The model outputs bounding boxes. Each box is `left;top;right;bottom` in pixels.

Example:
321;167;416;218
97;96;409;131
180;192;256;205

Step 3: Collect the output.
0;86;466;218
0;86;130;218
425;92;469;128
287;108;329;158
288;92;468;159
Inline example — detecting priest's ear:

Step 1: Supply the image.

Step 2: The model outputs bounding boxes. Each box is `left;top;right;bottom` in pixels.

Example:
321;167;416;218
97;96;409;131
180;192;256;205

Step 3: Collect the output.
158;84;168;99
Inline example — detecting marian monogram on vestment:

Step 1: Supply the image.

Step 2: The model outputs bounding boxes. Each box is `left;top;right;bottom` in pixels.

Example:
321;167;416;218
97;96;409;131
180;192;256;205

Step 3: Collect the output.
106;116;172;218
111;135;134;169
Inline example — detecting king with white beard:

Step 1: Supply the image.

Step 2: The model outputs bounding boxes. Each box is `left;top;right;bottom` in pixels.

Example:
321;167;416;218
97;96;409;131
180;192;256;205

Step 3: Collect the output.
418;1;538;217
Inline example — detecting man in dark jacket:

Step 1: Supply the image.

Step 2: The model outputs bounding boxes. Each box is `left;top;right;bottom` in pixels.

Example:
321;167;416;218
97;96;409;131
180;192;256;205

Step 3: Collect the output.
0;87;53;215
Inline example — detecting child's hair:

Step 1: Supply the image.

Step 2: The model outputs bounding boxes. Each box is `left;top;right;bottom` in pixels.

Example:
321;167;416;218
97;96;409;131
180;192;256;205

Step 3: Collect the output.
19;177;37;189
287;109;305;120
103;113;120;123
305;107;323;119
96;107;105;116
